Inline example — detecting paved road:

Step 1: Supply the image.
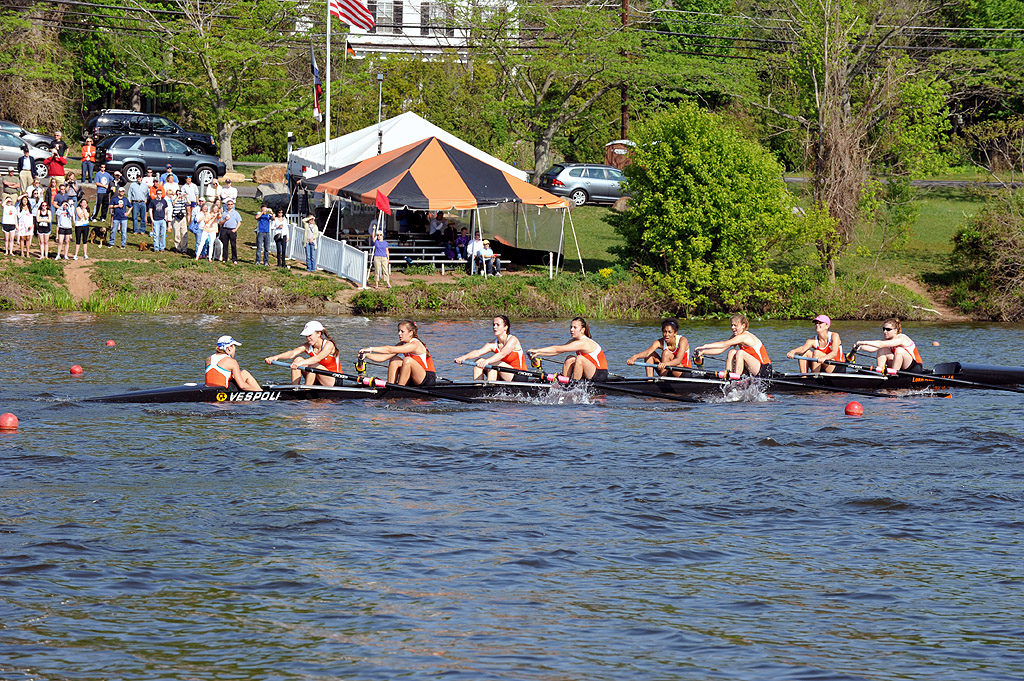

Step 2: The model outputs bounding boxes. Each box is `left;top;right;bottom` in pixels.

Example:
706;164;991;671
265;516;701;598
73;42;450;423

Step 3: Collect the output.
784;176;1022;189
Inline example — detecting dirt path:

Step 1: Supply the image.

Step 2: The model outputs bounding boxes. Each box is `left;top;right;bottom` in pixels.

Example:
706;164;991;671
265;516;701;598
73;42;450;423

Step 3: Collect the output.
64;259;97;302
887;274;969;322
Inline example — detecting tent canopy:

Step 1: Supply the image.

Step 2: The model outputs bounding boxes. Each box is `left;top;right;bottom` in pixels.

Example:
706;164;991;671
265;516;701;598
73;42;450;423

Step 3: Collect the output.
287;111;528;181
306;137;570;211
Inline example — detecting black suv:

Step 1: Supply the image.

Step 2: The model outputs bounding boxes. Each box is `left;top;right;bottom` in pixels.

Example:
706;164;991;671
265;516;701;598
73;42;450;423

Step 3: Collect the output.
85;110;217;155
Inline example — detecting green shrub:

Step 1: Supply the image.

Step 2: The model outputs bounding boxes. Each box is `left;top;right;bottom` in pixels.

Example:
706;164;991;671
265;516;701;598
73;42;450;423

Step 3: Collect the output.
607;102;827;316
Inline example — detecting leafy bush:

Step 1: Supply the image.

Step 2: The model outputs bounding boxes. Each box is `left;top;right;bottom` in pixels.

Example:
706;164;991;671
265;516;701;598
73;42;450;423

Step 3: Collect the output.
948;191;1024;320
607;102;827;316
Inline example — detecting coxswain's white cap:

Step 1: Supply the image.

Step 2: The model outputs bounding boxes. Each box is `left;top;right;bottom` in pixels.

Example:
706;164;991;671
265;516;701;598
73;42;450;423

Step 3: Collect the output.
300;321;324;336
216;335;241;348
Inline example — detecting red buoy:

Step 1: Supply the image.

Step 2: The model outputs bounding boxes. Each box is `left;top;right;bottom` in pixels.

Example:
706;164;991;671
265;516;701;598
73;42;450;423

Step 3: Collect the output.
0;413;18;430
106;340;116;347
845;401;863;417
70;364;83;375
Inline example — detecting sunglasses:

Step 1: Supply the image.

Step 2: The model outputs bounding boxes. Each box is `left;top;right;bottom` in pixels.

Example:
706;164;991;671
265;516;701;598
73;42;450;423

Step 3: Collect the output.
882;326;895;332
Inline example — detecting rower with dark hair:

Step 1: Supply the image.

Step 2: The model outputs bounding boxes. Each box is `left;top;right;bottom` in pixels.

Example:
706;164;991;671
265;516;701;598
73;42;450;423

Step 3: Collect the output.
851;318;923;372
359;320;437;386
454;315;526;382
693;314;772;378
264;320;341;386
527;316;609;381
787;314;843;373
626;318;691;377
205;335;261;390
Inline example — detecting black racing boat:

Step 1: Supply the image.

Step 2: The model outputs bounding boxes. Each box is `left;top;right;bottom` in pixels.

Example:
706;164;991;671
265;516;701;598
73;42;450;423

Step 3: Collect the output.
87;362;1024;404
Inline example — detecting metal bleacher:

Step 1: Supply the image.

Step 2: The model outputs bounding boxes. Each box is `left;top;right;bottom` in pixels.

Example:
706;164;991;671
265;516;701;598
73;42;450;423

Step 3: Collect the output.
355;235;508;275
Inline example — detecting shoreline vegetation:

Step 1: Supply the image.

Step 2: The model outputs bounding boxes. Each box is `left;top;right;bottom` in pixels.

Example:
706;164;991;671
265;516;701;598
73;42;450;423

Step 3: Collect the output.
0;171;999;321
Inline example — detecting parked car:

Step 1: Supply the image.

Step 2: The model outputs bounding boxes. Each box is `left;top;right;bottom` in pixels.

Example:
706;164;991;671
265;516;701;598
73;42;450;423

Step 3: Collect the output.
0;120;57;151
96;135;225;186
0;130;50;178
538;163;628;206
85;110;217;155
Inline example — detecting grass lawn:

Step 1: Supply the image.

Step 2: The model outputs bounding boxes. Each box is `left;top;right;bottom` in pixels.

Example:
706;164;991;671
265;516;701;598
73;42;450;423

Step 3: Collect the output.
562;205;621;271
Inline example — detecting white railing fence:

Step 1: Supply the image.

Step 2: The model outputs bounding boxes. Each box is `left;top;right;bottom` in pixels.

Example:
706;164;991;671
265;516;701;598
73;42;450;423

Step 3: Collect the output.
286;215;368;288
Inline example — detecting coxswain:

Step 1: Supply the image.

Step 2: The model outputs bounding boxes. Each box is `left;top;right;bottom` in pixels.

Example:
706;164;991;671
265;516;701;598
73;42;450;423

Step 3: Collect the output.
205;335;261;390
264;320;340;386
453;315;526;382
787;314;843;373
693;314;772;378
527;316;609;381
359;320;437;386
626;318;691;378
851;318;923;372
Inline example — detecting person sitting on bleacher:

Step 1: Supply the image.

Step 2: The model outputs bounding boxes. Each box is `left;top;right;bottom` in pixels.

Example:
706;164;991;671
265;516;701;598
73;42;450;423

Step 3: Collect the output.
477;239;502;277
455;227;470;260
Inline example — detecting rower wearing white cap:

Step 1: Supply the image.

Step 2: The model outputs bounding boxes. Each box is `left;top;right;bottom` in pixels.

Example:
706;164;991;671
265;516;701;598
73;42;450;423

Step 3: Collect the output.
787;314;843;373
263;320;340;386
205;336;261;390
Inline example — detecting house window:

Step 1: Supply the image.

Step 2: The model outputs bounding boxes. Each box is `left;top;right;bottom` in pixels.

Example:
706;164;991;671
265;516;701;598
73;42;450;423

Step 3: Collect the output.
420;1;453;37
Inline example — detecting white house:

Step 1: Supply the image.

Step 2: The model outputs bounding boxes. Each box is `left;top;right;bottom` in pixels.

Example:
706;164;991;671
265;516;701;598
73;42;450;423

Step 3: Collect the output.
345;0;504;56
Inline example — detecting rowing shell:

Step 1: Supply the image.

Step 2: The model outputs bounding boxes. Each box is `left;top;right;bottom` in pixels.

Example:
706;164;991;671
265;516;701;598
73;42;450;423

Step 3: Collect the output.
87;380;560;404
86;362;1024;404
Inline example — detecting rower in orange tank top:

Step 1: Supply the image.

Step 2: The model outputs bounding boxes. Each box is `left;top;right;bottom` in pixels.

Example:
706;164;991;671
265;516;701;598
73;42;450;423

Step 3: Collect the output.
693;314;773;378
851;318;924;372
527;316;609;382
359;319;437;386
787;314;843;373
263;320;341;386
454;315;526;382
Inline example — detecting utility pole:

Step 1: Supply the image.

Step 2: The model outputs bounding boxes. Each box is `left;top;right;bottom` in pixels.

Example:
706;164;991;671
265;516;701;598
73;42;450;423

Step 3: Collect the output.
620;0;629;139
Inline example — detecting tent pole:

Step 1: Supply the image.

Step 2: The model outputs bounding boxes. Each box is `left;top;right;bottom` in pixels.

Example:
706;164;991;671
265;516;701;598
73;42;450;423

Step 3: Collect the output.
556;209;565;276
567;209;584;275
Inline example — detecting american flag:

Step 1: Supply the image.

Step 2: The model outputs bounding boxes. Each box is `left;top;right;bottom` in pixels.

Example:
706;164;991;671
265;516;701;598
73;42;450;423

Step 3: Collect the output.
329;0;375;32
310;43;323;122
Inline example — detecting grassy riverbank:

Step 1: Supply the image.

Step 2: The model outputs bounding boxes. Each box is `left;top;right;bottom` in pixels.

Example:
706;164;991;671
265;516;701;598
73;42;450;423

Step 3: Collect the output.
0;178;996;320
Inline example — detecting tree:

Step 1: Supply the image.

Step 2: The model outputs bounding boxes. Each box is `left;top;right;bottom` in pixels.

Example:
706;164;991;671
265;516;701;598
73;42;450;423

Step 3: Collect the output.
609;103;829;315
749;0;952;279
98;0;308;170
0;2;73;129
468;0;637;176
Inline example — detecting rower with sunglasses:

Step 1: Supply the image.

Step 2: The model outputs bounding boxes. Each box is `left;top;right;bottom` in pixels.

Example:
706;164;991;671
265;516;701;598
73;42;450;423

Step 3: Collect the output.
786;314;843;373
851;318;923;373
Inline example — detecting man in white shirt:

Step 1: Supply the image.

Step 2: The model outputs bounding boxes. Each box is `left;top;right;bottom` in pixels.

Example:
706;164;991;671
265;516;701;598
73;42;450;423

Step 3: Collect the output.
219;178;238;204
205;179;221;202
428;210;447;243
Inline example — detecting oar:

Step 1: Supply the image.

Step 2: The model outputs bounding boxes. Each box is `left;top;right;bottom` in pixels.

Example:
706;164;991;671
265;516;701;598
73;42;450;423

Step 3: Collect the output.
636;360;893;399
270;360;481;404
532;354;627;380
793;355;1024;394
590;380;702;403
473;361;699;403
467;362;560;384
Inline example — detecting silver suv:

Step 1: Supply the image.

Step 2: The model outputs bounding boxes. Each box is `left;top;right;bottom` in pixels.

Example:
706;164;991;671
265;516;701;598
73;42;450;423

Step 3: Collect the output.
538;163;627;206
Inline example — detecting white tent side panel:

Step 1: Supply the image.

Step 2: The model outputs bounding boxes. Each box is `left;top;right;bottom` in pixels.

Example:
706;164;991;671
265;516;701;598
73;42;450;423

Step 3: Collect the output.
287;111;528;182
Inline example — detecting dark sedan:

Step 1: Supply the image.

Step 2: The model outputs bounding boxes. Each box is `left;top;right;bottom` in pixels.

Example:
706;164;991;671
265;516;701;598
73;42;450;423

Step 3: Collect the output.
96;135;226;186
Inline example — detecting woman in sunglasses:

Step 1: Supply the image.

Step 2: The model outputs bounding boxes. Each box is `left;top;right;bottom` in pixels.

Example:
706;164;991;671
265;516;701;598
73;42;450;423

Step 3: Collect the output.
851;318;923;372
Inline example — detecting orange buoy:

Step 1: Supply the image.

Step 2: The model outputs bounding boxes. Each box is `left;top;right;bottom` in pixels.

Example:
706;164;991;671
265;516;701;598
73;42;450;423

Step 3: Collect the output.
106;340;116;347
70;364;83;375
0;413;18;430
845;401;863;417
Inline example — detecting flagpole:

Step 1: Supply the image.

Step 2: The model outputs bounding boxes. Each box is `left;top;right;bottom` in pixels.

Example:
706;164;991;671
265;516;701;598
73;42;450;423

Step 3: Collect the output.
325;1;331;175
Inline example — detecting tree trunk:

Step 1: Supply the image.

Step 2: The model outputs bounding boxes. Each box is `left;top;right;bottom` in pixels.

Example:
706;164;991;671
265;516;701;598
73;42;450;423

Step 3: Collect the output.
218;122;234;172
533;132;555;183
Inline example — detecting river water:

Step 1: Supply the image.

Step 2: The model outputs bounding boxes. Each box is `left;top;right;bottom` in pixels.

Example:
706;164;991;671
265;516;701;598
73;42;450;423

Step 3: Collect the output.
1;314;1022;680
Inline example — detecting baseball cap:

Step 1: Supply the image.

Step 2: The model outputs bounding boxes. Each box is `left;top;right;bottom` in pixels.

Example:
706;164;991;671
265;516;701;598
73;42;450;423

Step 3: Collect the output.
300;320;324;337
166;164;172;169
812;314;831;325
216;335;241;348
225;178;232;183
